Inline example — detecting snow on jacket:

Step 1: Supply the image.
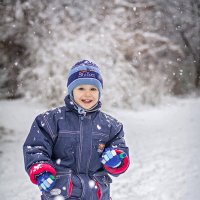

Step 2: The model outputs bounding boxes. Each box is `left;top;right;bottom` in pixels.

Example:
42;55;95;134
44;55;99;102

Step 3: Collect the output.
23;95;130;200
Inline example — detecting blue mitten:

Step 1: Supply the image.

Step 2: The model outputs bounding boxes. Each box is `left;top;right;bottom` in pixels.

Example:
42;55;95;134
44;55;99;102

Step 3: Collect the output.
36;172;56;192
100;147;127;168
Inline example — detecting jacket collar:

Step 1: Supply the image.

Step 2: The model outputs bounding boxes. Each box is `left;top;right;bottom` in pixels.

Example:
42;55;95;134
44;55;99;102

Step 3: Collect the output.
64;95;101;115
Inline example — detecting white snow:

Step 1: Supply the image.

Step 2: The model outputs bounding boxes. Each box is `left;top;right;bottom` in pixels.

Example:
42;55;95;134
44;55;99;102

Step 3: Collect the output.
56;158;61;165
0;97;200;200
89;180;96;188
97;124;102;130
54;195;65;200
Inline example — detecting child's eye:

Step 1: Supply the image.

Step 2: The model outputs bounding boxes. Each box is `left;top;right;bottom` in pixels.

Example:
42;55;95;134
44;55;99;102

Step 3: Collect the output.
91;88;97;91
78;87;84;90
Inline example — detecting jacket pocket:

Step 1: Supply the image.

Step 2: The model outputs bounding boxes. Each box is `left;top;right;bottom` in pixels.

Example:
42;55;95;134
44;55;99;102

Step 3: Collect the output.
42;172;73;200
53;131;80;164
92;132;109;152
89;133;109;171
93;173;112;200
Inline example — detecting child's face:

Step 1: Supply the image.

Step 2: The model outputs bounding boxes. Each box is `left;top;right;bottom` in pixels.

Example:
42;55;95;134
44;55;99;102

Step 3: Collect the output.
73;84;99;110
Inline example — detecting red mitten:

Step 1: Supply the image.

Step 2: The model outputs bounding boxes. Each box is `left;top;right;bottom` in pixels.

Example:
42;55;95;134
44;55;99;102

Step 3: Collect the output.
29;163;56;184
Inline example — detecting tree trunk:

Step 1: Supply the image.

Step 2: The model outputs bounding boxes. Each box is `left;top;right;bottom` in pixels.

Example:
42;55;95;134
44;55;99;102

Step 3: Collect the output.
195;62;200;88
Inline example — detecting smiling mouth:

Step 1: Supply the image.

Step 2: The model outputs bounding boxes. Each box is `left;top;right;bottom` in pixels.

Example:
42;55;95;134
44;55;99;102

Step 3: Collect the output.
81;99;93;104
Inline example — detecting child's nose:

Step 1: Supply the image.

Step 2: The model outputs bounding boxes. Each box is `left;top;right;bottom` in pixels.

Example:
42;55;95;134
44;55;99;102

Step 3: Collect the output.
85;90;91;96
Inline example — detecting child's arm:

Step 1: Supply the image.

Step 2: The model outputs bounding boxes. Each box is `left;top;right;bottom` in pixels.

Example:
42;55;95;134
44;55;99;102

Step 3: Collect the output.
101;122;130;176
23;112;57;184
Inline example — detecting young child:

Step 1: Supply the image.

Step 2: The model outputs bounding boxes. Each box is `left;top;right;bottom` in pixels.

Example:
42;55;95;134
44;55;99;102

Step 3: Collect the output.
23;60;130;200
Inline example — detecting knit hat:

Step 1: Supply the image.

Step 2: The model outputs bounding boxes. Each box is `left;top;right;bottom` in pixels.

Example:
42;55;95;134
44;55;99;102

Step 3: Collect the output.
67;60;103;98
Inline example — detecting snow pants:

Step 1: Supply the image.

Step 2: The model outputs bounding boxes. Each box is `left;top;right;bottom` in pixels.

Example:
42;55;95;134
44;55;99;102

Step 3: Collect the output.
40;171;112;200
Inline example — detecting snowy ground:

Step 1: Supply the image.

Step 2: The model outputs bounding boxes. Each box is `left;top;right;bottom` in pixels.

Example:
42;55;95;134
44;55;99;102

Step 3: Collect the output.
0;97;200;200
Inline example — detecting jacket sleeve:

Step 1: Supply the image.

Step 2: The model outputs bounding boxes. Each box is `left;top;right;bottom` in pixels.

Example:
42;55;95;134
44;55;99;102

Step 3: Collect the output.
104;119;130;175
23;112;57;182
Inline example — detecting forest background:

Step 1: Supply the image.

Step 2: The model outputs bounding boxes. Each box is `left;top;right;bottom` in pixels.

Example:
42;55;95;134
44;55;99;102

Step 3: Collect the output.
0;0;199;109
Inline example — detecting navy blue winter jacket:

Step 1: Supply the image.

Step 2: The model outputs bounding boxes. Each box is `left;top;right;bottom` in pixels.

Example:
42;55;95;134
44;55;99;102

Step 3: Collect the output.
23;96;129;200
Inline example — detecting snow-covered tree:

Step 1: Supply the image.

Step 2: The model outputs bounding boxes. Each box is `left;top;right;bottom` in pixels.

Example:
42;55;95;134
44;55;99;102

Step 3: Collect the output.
1;0;199;109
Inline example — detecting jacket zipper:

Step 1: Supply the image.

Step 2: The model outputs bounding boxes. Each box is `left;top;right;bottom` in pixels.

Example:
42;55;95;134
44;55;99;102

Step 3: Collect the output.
77;116;84;173
86;119;92;173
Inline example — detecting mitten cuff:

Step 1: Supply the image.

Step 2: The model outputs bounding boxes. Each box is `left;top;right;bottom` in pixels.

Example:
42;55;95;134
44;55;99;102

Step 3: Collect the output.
104;149;129;175
29;163;56;184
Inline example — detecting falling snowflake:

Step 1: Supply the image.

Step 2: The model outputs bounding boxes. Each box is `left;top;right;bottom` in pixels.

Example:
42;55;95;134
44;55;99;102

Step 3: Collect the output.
54;195;65;200
56;158;61;165
97;124;101;130
89;180;95;188
62;187;66;191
